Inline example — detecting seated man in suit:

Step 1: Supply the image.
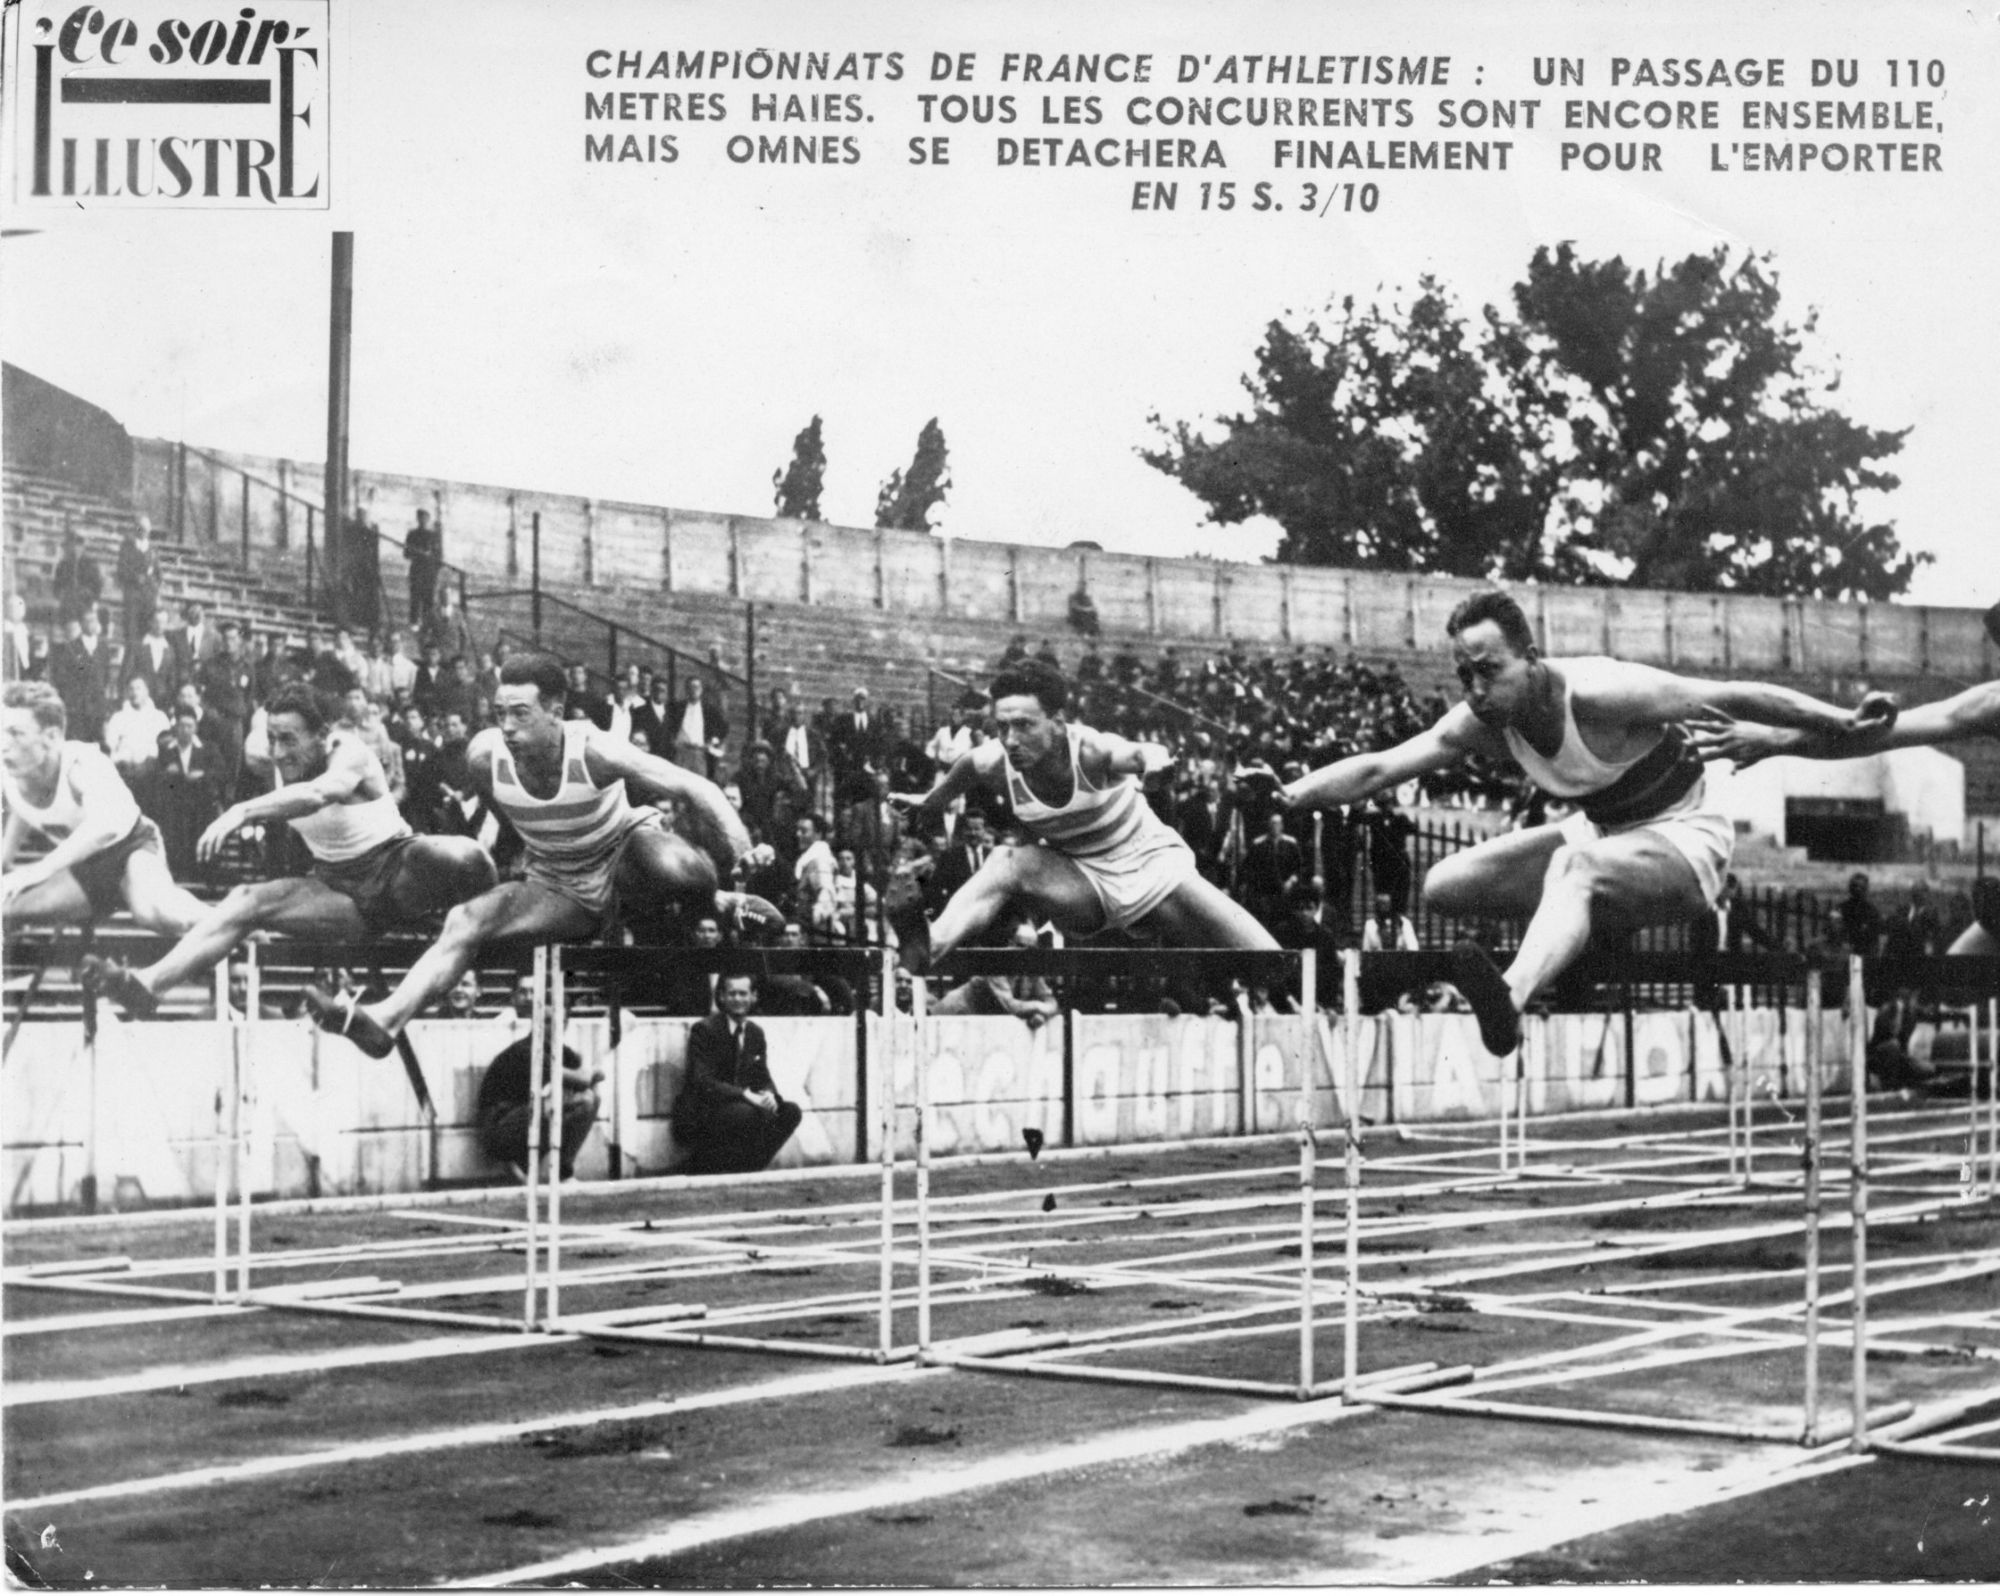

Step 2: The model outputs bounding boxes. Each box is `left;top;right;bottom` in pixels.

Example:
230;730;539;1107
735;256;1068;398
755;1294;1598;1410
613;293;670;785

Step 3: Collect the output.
671;972;803;1174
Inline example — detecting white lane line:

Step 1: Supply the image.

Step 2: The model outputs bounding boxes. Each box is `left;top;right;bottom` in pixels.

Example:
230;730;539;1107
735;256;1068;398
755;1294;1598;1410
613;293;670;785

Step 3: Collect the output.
448;1396;1375;1588
8;1363;933;1514
5;1331;564;1407
1384;1450;1874;1583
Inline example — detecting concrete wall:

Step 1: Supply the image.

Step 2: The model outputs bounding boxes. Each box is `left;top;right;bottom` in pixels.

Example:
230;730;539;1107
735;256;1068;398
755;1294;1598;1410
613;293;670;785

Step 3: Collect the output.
130;438;2000;684
5;364;133;504
6;1004;1855;1213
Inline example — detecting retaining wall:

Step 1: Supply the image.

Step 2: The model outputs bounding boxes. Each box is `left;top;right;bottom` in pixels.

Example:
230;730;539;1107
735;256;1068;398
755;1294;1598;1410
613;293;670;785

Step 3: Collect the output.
4;1005;1863;1213
131;438;2000;686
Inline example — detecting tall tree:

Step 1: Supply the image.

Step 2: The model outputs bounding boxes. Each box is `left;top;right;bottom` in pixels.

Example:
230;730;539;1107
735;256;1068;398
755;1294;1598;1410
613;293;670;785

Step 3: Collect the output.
772;415;827;521
876;417;951;533
1143;246;1922;599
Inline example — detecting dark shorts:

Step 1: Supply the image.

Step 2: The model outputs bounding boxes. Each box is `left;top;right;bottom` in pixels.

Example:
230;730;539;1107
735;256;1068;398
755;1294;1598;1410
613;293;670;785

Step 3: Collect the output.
313;835;429;933
70;816;165;920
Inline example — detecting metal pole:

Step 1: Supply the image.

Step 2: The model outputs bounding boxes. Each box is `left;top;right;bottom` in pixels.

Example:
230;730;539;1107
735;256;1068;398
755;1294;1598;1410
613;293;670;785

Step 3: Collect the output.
1968;1003;1982;1200
1298;948;1318;1399
239;474;251;567
1987;995;1999;1197
1984;1000;2000;1200
228;1003;244;1299
1801;965;1823;1445
878;950;896;1360
530;512;542;641
1847;954;1869;1453
525;945;547;1331
606;987;624;1182
746;603;758;745
324;231;353;631
547;947;565;1325
1342;948;1362;1400
213;964;230;1302
1060;1006;1075;1148
913;971;932;1360
238;953;255;1295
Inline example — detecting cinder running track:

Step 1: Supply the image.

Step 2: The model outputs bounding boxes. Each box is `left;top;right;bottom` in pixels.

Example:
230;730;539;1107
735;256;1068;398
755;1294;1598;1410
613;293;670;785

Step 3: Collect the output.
5;1099;1995;1586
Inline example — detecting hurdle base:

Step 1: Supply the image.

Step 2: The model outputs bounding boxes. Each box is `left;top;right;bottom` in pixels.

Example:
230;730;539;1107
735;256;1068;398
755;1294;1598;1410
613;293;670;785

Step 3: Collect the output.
1372;1389;1916;1447
929;1353;1470;1404
1867;1438;2000;1464
577;1325;922;1363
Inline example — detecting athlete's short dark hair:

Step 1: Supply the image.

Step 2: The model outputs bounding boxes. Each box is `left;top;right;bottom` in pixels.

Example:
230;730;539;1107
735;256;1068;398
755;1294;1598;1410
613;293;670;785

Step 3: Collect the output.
499;652;568;706
265;682;330;734
991;660;1069;716
1445;589;1537;656
3;680;66;733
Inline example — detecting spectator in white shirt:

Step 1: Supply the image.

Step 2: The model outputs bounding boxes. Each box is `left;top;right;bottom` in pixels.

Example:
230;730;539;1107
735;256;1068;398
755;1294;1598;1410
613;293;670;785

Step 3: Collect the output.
103;677;169;779
1360;892;1420;953
793;813;838;935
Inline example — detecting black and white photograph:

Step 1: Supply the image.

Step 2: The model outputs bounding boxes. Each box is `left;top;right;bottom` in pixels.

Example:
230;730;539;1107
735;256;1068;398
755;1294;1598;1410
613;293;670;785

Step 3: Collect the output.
2;0;1996;1585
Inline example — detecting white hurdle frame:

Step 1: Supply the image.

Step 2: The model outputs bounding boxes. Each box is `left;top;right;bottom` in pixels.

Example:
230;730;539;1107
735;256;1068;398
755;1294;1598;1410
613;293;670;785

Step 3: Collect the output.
1846;954;1870;1453
912;969;932;1361
1800;964;1824;1445
518;943;907;1362
877;948;898;1361
1295;947;1318;1399
926;946;1419;1403
524;944;549;1329
1341;948;1362;1400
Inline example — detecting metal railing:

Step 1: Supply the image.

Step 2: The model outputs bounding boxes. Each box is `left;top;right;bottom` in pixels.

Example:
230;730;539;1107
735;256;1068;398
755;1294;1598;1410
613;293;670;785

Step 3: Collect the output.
164;443;477;642
473;588;751;764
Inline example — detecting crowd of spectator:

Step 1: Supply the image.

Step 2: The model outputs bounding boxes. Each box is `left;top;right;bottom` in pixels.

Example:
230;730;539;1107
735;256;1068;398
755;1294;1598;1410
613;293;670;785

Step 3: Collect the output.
10;535;1988;1018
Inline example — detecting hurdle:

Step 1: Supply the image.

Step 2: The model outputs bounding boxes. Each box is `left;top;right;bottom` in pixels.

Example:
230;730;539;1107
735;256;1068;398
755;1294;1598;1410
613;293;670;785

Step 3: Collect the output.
1348;947;1994;1450
910;945;1465;1405
520;942;919;1362
6;936;1992;1451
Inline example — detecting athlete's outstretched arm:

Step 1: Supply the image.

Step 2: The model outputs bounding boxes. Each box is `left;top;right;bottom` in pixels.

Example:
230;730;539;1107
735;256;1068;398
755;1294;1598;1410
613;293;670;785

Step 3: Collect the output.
584;731;754;877
1690;680;2000;768
1280;706;1494;812
1575;660;1894;741
196;741;370;861
891;746;998;817
1079;729;1174;784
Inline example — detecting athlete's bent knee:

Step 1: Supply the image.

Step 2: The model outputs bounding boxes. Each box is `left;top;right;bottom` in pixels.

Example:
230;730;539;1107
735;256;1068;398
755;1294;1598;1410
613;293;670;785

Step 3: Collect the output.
1548;846;1616;909
440;898;494;945
445;841;498;893
1421;856;1476;915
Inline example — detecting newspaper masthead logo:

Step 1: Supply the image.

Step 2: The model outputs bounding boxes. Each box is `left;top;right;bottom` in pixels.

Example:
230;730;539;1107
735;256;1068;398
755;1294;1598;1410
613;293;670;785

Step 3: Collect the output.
15;2;328;208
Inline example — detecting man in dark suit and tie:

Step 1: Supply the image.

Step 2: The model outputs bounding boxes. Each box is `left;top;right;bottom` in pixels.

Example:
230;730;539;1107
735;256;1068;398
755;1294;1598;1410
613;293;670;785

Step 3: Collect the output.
925;808;992;915
168;601;217;684
830;686;880;807
48;609;111;745
672;973;802;1174
128;613;177;706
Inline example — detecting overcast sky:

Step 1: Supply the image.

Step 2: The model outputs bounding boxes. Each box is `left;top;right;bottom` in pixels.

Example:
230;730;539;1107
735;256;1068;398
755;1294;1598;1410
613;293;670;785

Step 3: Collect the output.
4;0;1994;614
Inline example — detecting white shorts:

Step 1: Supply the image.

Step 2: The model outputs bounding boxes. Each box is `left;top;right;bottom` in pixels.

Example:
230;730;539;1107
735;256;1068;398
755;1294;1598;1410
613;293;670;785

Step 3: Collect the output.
524;808;669;920
1558;792;1735;909
1059;829;1200;934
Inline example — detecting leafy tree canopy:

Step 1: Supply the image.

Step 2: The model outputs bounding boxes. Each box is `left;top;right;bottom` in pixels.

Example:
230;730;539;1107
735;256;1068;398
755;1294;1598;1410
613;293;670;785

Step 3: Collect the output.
772;414;827;521
876;417;951;533
1142;245;1922;599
